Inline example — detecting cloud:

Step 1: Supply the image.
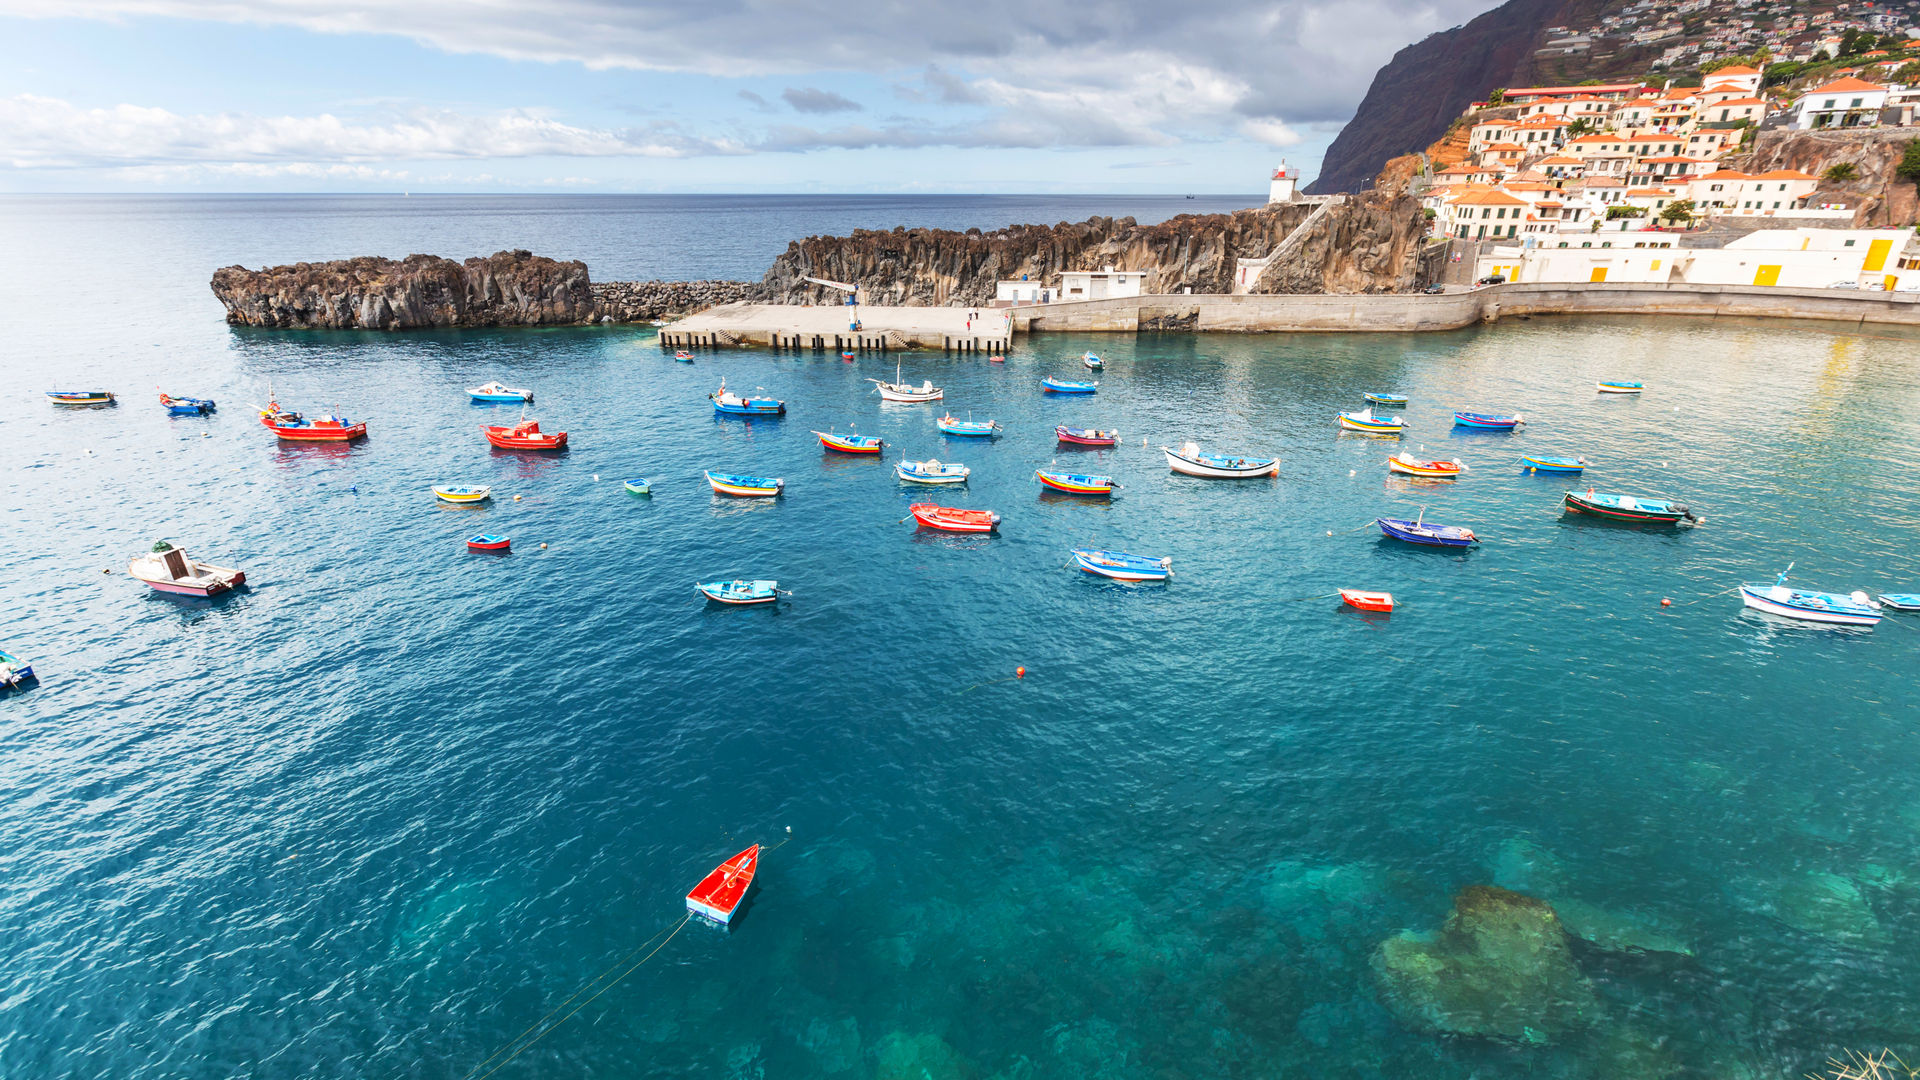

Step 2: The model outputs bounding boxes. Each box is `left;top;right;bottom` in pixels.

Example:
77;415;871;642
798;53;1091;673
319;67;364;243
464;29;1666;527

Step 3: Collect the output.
1241;118;1303;147
1110;158;1189;169
737;90;774;112
781;87;862;114
0;93;750;168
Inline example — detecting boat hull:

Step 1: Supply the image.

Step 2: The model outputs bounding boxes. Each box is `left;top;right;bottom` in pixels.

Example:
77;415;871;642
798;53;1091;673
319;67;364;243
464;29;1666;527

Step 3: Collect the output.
815;431;884;453
1340;589;1394;612
872;382;943;402
1522;457;1585;474
1041;380;1097;393
1056;427;1118;446
909;504;999;532
1339;413;1405;435
467;536;511;552
1454;413;1521;430
485;431;569;450
1365;394;1408;407
47;391;114;405
1563;491;1691;525
1387;456;1460;478
686;845;760;924
937;419;998;437
1597;382;1644;394
433;486;492;504
707;472;784;497
697;581;780;604
896;463;969;484
1163;448;1278;478
130;568;245;596
1036;470;1114;495
1072;549;1170;581
714;402;785;415
624;480;651;495
1377;518;1476;546
1877;594;1920;612
1739;586;1880;626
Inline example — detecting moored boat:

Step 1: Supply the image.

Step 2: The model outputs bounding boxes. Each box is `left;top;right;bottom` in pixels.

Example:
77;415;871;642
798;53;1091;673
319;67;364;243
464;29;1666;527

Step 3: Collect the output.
1163;442;1278;478
937;414;999;437
624;478;651;495
1521;455;1586;474
868;360;943;402
1740;570;1880;626
696;580;782;605
896;459;970;484
259;397;366;441
711;378;785;416
468;381;533;403
1337;408;1405;435
1386;453;1463;478
1340;589;1394;612
674;351;694;362
1597;380;1644;394
433;484;492;504
1454;412;1523;430
1056;425;1119;447
1083;352;1104;370
483;418;569;450
159;393;215;415
1877;593;1920;612
1376;512;1477;547
1036;469;1117;495
467;534;511;552
127;540;245;597
909;503;1000;532
814;429;884;454
686;844;760;924
1041;377;1098;393
46;390;114;405
1563;488;1695;525
1365;393;1408;407
0;648;33;689
707;471;784;497
1071;548;1171;581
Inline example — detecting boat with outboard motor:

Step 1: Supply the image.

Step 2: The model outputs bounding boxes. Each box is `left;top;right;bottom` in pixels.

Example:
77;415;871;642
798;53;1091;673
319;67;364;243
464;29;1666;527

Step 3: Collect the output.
1036;470;1117;495
1056;426;1119;447
1082;352;1103;370
1740;568;1881;626
896;459;970;484
483;418;568;450
696;580;783;605
1376;510;1477;547
707;471;784;497
260;396;366;441
711;378;785;416
468;381;533;403
0;648;33;689
1163;442;1277;478
1338;409;1405;435
937;414;999;437
1386;453;1462;478
1563;488;1695;525
814;429;884;454
159;393;215;415
1071;548;1171;581
909;504;1000;532
127;540;246;597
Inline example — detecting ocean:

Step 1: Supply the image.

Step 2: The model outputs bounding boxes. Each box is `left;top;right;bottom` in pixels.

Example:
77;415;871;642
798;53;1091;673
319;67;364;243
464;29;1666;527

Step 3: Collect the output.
1;195;1917;1080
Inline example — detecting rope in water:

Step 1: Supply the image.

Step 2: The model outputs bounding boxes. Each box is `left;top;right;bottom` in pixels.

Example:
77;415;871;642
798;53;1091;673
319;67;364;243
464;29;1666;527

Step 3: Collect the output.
463;913;691;1080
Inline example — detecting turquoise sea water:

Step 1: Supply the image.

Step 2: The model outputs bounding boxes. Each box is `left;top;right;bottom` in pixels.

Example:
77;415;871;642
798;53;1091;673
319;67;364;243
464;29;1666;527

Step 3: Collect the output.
2;197;1920;1080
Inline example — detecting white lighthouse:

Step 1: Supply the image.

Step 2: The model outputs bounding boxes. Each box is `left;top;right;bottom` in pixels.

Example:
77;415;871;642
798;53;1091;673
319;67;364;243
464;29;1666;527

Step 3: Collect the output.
1267;161;1298;204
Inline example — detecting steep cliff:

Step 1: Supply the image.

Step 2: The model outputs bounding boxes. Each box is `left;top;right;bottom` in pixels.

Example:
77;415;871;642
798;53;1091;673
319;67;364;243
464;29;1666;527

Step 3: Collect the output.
211;250;596;329
1251;192;1428;294
1729;129;1920;227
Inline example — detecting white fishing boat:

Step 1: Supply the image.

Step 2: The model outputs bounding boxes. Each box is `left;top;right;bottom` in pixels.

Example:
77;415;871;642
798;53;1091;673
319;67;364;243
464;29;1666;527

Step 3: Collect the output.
868;360;943;403
1739;568;1881;627
127;540;246;597
895;459;970;484
1163;442;1278;478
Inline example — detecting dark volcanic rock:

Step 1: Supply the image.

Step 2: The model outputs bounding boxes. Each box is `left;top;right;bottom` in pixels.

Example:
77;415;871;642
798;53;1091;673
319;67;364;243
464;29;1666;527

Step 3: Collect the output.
1251;192;1427;294
590;279;761;321
210;250;595;329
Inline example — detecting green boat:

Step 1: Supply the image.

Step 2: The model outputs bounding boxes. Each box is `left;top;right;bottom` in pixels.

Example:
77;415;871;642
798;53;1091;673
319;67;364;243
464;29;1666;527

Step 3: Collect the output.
624;478;651;496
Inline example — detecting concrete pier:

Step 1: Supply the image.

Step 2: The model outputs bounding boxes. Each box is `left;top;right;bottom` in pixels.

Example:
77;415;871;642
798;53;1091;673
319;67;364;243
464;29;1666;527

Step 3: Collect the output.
659;302;1011;353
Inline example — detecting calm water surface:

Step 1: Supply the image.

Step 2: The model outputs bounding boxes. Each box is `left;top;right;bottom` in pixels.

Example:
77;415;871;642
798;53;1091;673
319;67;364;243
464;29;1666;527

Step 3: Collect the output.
1;197;1918;1080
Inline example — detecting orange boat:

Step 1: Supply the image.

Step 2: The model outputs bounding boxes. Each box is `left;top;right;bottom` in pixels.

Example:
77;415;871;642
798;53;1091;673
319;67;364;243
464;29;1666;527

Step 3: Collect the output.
686;845;759;925
1386;452;1463;478
1340;589;1394;612
909;504;1000;533
484;419;569;450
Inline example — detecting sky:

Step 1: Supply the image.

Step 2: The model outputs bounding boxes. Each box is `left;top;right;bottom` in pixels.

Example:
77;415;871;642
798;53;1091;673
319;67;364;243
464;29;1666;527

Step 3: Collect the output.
0;0;1496;194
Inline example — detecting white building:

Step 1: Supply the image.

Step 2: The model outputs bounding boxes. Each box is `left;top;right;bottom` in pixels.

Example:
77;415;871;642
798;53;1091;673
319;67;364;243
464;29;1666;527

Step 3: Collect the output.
1268;162;1299;204
1475;228;1917;287
994;278;1052;305
1793;77;1889;129
1057;267;1148;301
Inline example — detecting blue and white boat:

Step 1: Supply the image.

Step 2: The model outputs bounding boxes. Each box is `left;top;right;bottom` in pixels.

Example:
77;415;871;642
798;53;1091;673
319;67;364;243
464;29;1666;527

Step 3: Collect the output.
1082;352;1104;370
1877;593;1920;612
1163;442;1277;478
1377;512;1477;547
159;393;216;415
1337;408;1405;435
706;472;784;497
0;647;33;689
1365;392;1408;407
711;378;785;416
1071;549;1171;581
696;579;783;605
1740;568;1880;627
896;459;970;484
1597;380;1644;394
937;414;999;437
469;381;534;403
1454;411;1523;430
1041;377;1098;394
1521;456;1586;474
624;478;651;495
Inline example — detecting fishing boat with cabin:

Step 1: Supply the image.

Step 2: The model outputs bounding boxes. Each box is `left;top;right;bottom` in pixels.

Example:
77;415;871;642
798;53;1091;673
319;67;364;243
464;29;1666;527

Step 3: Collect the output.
1041;377;1098;394
483;418;569;450
468;381;533;403
896;459;970;484
1521;456;1585;474
1163;442;1278;478
127;540;245;597
46;390;114;405
868;360;943;402
1337;409;1405;435
696;580;783;605
1386;453;1463;478
1055;425;1119;447
1740;568;1881;627
687;845;760;924
711;378;785;416
159;393;215;415
259;396;367;441
1376;510;1477;547
1453;411;1523;430
467;534;511;552
908;504;1000;533
937;414;999;437
1036;470;1117;495
707;471;784;497
1071;548;1171;581
1597;380;1644;394
814;429;884;454
433;485;492;504
1563;489;1695;525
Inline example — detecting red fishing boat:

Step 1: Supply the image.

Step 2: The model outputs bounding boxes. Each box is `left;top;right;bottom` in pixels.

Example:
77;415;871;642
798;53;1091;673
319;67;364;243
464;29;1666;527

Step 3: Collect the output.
909;504;1000;533
1056;425;1119;447
258;397;366;441
466;534;511;552
686;844;759;925
1340;589;1394;612
483;418;569;450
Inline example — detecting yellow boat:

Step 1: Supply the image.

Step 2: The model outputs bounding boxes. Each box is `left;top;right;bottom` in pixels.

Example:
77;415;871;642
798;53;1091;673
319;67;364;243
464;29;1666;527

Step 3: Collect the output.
432;484;493;504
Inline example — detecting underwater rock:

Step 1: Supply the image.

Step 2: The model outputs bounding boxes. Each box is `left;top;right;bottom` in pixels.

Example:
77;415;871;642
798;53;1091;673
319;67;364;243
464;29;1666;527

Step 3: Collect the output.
723;1041;764;1080
1489;837;1570;897
874;1031;972;1080
1575;1022;1683;1080
1372;885;1599;1044
1552;899;1695;957
799;1016;861;1075
1764;871;1884;945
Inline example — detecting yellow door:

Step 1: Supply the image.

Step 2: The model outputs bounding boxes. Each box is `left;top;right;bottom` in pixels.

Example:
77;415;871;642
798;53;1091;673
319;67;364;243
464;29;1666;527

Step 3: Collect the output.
1589;267;1608;282
1864;238;1893;272
1753;265;1781;287
1885;276;1898;291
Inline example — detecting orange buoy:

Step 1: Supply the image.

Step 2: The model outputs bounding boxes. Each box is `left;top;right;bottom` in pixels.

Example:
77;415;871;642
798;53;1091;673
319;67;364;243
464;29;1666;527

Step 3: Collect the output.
1660;597;1672;607
1015;666;1026;678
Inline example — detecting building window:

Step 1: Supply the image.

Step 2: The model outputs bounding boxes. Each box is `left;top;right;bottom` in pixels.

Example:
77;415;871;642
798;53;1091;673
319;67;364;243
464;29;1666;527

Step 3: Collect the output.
1845;239;1856;246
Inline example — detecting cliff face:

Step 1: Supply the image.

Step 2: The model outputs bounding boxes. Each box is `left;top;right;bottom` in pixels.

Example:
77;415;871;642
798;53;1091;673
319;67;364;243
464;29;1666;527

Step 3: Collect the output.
1730;129;1920;227
1251;193;1428;294
210;250;596;329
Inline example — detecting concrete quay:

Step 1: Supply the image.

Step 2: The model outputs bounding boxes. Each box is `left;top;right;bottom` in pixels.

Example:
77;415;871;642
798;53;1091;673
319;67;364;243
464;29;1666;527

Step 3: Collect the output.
659;302;1011;352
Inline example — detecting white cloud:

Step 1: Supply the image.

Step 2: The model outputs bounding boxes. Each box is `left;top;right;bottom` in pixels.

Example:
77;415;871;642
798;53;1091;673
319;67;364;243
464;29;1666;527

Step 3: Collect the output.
1241;118;1304;147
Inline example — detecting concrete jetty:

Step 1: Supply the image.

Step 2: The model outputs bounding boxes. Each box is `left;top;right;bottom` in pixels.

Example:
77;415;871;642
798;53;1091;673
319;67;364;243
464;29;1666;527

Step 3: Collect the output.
659;302;1011;353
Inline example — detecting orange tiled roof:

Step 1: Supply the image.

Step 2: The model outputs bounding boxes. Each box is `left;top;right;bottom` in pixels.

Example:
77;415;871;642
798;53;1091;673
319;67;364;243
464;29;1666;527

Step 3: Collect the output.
1807;77;1885;94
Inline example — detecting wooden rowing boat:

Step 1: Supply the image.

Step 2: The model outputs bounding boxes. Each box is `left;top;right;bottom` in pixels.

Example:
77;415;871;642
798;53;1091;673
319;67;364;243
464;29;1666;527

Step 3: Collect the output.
1386;453;1462;478
1036;470;1116;495
1163;442;1277;478
909;504;999;532
687;845;760;924
707;471;784;497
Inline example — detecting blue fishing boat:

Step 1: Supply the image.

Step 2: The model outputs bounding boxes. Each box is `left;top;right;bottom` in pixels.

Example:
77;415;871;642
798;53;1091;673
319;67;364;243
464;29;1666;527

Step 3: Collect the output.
896;459;970;484
706;472;784;497
711;378;785;416
1521;455;1585;474
1740;568;1880;626
624;478;651;495
159;393;215;415
1877;593;1920;612
1365;393;1409;407
1036;470;1117;495
937;413;999;437
1377;511;1478;547
1071;549;1171;581
696;579;783;605
1454;412;1523;430
1597;380;1644;394
1083;352;1104;370
0;647;33;689
1041;377;1098;394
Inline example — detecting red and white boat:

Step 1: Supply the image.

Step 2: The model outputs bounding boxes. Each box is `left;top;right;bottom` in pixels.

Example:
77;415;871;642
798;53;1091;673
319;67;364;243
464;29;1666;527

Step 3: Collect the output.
1386;453;1463;479
1340;589;1394;612
258;398;366;441
128;541;245;597
909;504;1000;533
1055;425;1119;447
686;845;759;925
484;419;569;450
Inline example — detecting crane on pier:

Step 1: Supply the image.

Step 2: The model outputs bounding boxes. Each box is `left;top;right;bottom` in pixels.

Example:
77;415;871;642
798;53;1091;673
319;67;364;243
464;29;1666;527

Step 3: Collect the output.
803;276;863;329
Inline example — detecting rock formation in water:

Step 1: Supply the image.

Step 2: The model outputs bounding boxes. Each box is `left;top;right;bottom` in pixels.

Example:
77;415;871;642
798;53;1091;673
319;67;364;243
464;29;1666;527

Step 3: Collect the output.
211;250;597;329
1372;885;1600;1044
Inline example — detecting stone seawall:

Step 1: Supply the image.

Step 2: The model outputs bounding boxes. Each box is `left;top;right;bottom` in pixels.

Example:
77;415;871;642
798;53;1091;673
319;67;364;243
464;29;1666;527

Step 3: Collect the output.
591;280;759;322
1008;282;1920;333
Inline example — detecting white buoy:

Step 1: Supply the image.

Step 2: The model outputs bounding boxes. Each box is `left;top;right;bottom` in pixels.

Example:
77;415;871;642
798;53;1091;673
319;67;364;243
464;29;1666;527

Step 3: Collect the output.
593;474;600;481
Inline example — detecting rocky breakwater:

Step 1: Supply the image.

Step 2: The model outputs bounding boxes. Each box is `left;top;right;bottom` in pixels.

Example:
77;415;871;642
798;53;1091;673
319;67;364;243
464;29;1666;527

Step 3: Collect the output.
590;279;759;322
211;250;596;330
